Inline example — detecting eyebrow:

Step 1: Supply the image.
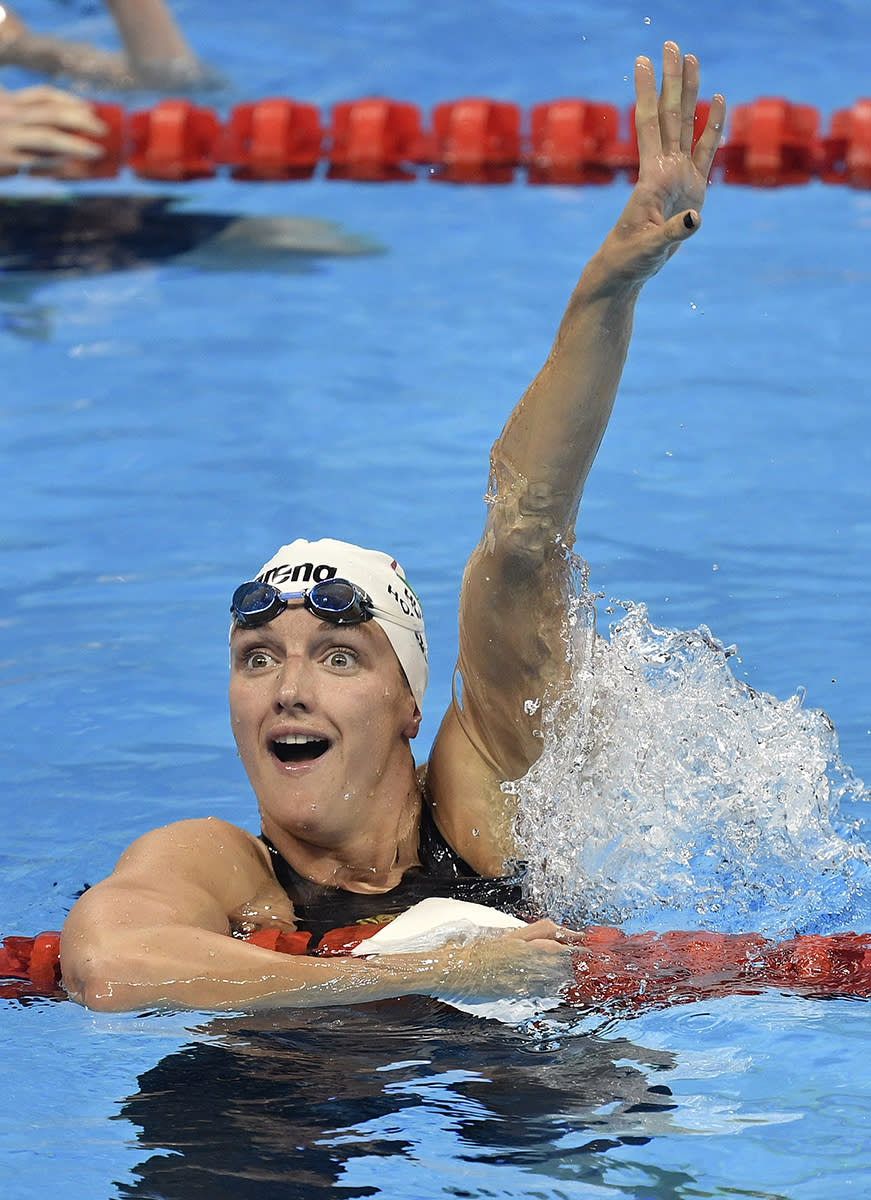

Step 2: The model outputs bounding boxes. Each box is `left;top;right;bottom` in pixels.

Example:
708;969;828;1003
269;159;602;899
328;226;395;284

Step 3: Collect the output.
230;620;376;648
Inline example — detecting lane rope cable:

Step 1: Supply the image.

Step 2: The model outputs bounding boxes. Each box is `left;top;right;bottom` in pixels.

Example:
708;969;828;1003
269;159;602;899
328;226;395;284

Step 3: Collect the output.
6;924;871;1012
12;94;868;187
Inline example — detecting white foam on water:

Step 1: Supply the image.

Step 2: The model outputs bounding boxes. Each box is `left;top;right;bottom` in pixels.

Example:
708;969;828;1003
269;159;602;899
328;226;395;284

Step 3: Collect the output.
509;572;871;938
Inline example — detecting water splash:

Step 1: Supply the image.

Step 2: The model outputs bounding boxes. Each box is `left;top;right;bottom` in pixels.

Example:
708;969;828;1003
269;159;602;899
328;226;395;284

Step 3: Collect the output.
510;585;871;938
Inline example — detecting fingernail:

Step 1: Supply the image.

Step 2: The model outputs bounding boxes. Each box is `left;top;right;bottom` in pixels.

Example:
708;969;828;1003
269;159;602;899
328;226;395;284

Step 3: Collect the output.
683;212;695;229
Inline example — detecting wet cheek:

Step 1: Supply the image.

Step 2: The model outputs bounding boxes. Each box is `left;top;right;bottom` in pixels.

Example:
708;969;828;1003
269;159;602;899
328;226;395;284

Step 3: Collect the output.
228;698;260;752
229;678;264;721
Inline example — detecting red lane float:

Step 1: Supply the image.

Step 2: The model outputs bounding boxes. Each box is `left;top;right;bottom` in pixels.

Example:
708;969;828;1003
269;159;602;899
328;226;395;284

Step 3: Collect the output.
426;98;521;183
562;926;871;1013
327;98;424;181
220;98;323;180
820;99;871;188
0;932;63;1000
41;94;871;187
720;98;820;186
528;100;622;185
6;924;871;1012
128;99;221;181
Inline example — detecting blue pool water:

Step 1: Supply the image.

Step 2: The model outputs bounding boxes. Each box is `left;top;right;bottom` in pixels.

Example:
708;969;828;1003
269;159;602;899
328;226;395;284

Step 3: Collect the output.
2;1;871;1196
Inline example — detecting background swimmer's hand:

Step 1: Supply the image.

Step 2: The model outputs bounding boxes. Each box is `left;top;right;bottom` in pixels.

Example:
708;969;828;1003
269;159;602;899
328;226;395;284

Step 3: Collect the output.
0;85;107;174
596;41;726;289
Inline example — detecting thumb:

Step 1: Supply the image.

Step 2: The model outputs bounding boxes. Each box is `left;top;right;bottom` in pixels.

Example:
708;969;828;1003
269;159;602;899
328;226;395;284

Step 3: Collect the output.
666;209;702;244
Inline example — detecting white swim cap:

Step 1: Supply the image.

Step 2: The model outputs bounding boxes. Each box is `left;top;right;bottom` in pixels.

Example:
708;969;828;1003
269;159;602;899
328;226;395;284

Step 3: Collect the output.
252;538;428;707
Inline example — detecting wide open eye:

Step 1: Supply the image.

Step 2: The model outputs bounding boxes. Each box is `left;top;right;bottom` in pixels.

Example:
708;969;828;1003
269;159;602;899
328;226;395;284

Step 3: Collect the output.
324;648;358;670
244;649;277;670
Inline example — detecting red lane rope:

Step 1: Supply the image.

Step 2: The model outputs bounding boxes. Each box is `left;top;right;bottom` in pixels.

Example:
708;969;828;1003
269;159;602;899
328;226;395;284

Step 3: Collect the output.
22;94;871;187
6;925;871;1011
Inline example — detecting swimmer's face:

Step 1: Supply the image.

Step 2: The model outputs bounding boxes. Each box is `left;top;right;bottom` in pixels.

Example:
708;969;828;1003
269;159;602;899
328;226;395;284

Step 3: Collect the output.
228;604;421;848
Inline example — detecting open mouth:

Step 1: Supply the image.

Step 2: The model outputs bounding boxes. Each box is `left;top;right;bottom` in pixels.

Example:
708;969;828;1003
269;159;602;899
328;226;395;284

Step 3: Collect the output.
271;734;330;765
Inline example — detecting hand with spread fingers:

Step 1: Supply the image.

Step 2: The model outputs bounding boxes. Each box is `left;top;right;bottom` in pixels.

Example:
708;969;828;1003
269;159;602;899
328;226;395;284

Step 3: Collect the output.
604;40;727;284
0;85;107;175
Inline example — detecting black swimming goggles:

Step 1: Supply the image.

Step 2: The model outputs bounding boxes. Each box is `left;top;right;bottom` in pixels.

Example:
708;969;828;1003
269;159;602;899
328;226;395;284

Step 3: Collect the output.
231;578;421;631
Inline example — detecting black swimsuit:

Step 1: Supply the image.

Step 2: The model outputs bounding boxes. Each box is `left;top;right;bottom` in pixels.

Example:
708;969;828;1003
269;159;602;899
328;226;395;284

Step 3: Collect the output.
260;805;525;941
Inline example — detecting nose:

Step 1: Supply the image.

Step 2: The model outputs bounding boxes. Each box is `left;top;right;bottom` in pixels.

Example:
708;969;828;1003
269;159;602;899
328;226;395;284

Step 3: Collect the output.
274;655;315;713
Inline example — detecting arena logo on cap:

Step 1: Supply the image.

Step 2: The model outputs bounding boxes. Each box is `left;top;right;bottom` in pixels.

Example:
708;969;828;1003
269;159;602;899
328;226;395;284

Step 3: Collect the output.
257;562;339;586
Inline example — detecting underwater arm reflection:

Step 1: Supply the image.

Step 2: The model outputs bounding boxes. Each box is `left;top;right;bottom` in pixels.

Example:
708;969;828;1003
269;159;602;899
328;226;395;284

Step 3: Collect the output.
428;43;726;868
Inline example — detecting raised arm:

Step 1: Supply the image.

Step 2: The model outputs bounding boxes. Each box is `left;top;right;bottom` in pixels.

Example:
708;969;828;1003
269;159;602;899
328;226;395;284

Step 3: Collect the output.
492;45;723;534
427;43;725;870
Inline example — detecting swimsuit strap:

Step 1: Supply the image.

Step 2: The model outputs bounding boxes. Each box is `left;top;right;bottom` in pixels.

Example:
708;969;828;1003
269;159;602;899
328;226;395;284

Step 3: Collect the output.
416;800;478;877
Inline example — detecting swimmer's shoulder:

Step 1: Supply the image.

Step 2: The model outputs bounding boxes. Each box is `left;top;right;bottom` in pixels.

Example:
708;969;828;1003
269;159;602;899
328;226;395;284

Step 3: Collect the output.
61;819;278;985
111;816;273;891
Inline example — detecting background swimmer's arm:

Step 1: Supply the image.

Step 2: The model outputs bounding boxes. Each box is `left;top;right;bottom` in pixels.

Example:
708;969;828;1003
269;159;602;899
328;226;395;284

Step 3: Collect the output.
0;1;203;88
0;6;131;86
60;818;571;1012
104;0;204;86
428;44;725;872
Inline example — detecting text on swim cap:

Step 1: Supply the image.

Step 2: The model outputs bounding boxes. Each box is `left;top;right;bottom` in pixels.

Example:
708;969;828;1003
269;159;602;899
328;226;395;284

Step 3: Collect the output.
257;562;339;586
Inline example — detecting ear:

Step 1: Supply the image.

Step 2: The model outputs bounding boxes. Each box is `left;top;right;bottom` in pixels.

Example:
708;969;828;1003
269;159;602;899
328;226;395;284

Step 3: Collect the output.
402;704;422;740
